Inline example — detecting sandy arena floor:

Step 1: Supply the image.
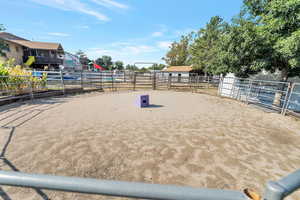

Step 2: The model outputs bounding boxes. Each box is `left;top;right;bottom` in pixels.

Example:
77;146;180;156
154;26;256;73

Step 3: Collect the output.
0;90;300;200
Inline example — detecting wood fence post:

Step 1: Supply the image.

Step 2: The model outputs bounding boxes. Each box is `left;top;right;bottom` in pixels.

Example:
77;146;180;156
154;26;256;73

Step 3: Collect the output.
152;72;156;90
80;71;83;89
60;70;65;95
168;75;171;90
29;78;34;100
133;72;137;91
207;76;210;88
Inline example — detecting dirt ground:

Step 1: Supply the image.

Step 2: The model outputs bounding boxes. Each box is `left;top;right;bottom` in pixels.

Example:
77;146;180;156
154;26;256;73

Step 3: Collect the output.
0;90;299;200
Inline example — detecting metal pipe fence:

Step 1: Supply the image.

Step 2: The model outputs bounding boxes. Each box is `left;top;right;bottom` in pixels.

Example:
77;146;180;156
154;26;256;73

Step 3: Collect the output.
0;71;219;104
218;76;300;117
1;71;300;118
0;169;299;200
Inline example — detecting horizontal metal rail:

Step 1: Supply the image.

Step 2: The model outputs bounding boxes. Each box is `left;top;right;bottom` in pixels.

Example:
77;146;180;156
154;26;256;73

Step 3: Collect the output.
264;169;300;200
0;170;248;200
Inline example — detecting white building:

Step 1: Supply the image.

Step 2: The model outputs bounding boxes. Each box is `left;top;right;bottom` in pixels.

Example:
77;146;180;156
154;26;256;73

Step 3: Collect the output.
161;66;193;77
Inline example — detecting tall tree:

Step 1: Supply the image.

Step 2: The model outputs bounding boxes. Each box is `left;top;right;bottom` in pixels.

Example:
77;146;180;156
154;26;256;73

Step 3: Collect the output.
95;55;113;70
190;16;228;75
216;16;270;77
0;25;8;57
149;64;166;71
244;0;300;81
114;61;124;70
75;50;90;69
125;64;138;71
102;55;113;70
163;35;192;66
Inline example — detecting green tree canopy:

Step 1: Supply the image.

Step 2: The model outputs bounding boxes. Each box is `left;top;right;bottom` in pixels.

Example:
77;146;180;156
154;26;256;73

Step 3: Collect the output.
125;64;138;71
95;55;113;70
75;50;90;67
190;16;228;75
114;61;124;70
163;35;192;66
244;0;300;80
149;64;166;71
0;25;8;57
216;16;271;77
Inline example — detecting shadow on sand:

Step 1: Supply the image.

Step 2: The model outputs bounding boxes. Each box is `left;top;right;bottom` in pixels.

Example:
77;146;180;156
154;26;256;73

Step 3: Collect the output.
0;98;65;200
145;104;164;108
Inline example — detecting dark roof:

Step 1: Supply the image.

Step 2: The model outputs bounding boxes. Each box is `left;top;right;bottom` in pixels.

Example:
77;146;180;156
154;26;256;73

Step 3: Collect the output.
0;32;63;51
0;32;28;41
9;40;63;50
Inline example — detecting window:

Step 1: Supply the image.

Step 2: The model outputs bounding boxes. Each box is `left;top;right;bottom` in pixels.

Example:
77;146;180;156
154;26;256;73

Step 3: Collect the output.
15;46;19;52
50;51;56;58
4;43;10;52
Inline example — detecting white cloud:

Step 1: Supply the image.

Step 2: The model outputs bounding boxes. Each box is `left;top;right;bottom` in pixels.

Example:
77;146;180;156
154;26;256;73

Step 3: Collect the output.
90;0;129;9
75;25;90;29
157;41;172;50
88;44;157;57
30;0;110;21
48;32;70;37
86;43;161;64
152;31;163;37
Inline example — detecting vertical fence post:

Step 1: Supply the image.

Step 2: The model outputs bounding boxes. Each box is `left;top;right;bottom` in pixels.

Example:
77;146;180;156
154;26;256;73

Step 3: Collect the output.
230;78;236;99
207;76;210;88
60;70;65;95
281;83;294;116
133;72;136;91
246;79;253;104
218;76;223;96
80;71;83;90
152;72;156;90
29;77;34;100
123;71;126;83
167;75;171;90
111;72;114;91
100;71;103;90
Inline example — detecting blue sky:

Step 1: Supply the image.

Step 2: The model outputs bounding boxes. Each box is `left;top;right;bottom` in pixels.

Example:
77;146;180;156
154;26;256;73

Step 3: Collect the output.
1;0;243;65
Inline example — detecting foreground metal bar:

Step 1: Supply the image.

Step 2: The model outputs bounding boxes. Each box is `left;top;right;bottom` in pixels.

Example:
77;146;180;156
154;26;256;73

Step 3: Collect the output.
264;169;300;200
0;170;248;200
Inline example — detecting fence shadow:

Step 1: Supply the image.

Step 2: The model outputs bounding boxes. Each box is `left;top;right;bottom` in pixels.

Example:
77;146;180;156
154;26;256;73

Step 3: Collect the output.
0;127;51;200
0;98;63;200
0;99;64;129
0;187;12;200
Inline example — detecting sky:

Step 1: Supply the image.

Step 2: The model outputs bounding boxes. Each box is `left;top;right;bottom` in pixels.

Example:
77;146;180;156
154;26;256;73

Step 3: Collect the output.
1;0;243;65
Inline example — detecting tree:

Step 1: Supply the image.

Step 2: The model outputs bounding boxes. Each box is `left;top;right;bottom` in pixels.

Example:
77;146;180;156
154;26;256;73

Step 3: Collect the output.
0;24;8;57
95;55;113;70
95;57;105;68
102;55;113;70
190;16;228;75
163;35;192;66
75;50;90;69
114;61;124;71
125;64;138;71
243;0;300;81
139;67;149;73
149;64;166;71
215;16;270;77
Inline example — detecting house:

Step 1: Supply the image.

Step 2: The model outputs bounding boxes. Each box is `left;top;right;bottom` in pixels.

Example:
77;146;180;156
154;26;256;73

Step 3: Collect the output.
0;32;25;65
162;66;194;77
0;32;64;70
